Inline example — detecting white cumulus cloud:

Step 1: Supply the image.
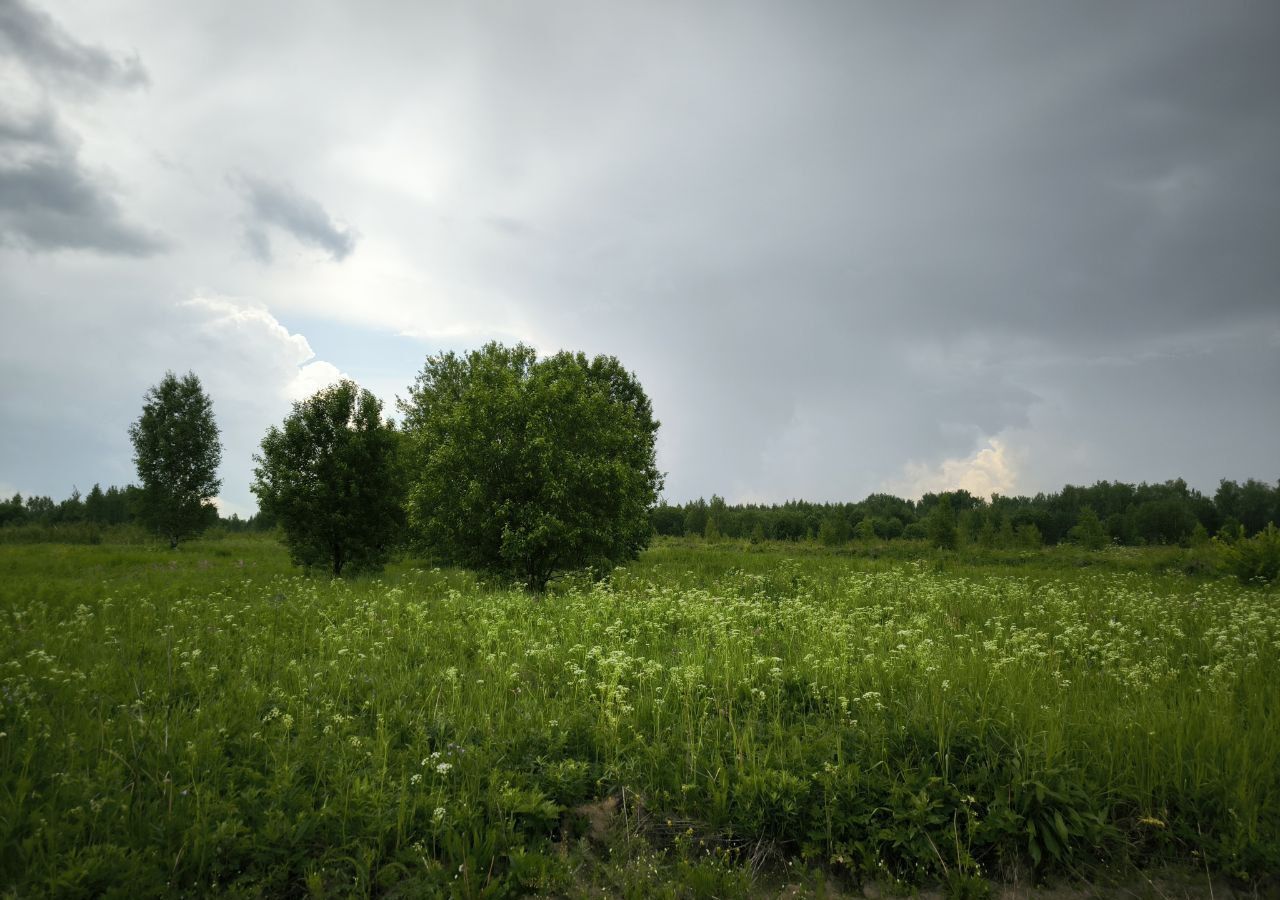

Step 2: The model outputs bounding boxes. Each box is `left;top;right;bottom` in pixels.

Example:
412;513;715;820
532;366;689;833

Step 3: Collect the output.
885;437;1023;501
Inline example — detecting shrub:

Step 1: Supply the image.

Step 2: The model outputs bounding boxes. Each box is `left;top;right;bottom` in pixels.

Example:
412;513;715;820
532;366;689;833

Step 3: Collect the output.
1218;522;1280;585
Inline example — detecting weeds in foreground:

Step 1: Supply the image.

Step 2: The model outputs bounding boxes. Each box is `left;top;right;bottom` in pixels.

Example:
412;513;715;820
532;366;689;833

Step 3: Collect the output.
0;538;1276;896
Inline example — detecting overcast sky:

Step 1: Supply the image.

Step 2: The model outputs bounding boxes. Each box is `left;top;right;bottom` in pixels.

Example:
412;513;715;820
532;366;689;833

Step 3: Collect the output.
2;1;1277;517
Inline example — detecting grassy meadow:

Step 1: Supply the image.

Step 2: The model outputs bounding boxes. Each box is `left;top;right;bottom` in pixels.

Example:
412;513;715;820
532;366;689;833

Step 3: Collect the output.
1;536;1277;897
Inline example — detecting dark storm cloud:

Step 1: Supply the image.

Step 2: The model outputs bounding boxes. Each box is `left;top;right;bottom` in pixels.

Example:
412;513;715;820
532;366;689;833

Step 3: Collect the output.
419;0;1280;499
234;175;357;263
885;3;1280;343
0;107;164;254
0;0;147;91
0;1;161;254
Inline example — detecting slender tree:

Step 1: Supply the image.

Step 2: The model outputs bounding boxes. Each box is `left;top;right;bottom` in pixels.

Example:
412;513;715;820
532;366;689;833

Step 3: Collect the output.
129;371;222;548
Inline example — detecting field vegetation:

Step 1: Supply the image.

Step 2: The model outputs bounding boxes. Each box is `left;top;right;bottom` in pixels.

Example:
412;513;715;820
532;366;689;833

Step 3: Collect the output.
2;535;1277;897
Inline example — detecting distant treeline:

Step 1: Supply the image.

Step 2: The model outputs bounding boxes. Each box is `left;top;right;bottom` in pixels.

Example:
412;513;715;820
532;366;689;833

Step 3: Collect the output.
0;484;271;532
652;478;1280;547
5;476;1278;550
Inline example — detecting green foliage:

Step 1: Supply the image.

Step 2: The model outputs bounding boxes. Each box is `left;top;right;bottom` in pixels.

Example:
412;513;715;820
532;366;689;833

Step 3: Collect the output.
818;513;851;547
400;342;661;591
651;502;686;537
705;494;730;544
648;476;1280;549
1217;522;1280;585
0;522;150;545
704;516;721;542
252;380;404;577
902;521;927;541
683;497;709;537
998;517;1017;548
1069;507;1108;550
127;370;222;548
2;538;1278;894
854;517;878;542
926;495;958;550
1215;478;1280;537
0;492;24;527
874;515;906;540
1016;522;1044;549
1217;518;1245;543
977;514;998;549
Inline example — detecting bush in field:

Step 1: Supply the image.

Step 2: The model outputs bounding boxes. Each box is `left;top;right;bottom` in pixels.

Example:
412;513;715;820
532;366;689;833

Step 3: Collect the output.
128;371;221;548
1218;522;1280;585
399;342;661;591
252;381;404;576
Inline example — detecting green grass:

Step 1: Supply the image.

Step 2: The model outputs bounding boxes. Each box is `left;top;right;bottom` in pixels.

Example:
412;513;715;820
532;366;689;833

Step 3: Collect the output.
1;536;1277;897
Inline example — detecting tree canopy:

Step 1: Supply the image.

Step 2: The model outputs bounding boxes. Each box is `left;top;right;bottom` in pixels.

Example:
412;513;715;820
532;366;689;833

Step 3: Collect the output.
399;342;662;591
650;478;1280;549
252;380;404;577
128;371;222;548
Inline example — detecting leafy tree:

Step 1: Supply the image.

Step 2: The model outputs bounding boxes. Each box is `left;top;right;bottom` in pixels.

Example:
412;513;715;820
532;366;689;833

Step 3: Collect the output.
854;517;877;543
102;485;139;525
819;512;851;546
1069;507;1107;550
704;516;721;542
925;495;958;550
683;498;709;538
253;380;404;577
901;522;927;541
860;492;915;526
739;509;763;541
400;343;662;591
84;484;107;524
773;508;809;541
56;487;85;524
128;371;222;548
24;495;55;522
1016;522;1044;549
707;494;728;540
1223;479;1280;536
1106;510;1138;546
0;493;25;527
977;512;998;549
873;516;905;540
650;502;686;537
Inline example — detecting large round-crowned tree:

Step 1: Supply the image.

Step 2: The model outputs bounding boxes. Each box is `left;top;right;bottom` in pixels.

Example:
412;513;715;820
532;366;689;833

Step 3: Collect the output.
252;380;405;577
399;343;662;591
128;371;222;548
